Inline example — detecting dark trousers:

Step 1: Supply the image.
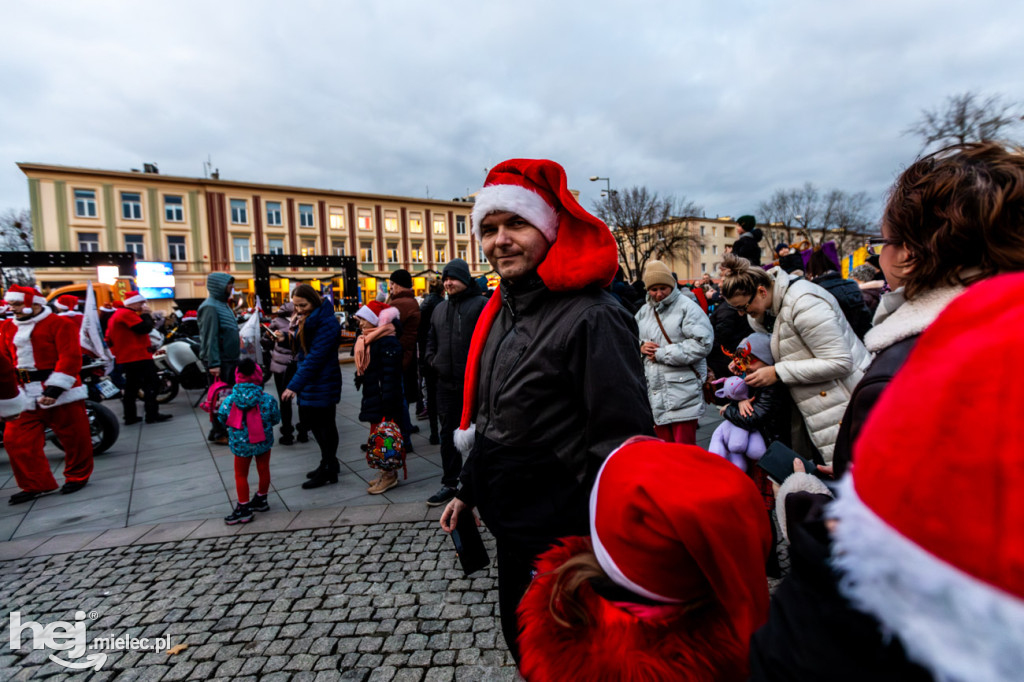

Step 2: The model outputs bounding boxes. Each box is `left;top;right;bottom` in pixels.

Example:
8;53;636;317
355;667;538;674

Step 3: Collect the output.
298;404;339;472
122;359;160;421
422;365;439;438
437;382;464;489
496;538;553;666
273;364;305;436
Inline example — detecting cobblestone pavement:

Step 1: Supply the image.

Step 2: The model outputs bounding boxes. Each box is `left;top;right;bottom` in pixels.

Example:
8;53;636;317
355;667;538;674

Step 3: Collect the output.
0;521;519;681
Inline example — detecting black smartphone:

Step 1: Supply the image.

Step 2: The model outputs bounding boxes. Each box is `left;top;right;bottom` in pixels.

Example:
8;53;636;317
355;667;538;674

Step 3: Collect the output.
757;441;819;485
451;510;490;576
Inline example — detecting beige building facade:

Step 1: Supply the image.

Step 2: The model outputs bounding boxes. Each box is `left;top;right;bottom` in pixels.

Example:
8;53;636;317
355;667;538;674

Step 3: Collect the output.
18;162;486;307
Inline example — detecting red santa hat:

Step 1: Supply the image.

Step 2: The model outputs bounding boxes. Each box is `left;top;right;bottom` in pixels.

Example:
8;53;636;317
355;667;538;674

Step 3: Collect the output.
830;272;1024;682
112;300;124;308
123;293;146;306
454;159;619;455
54;294;80;312
3;285;42;312
354;300;389;327
590;438;770;637
183;310;198;319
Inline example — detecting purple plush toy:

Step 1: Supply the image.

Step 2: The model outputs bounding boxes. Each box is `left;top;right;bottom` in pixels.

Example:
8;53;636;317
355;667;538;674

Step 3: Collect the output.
708;376;767;469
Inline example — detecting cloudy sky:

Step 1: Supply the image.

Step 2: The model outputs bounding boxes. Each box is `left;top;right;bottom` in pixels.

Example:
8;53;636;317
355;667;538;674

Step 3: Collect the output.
2;0;1021;225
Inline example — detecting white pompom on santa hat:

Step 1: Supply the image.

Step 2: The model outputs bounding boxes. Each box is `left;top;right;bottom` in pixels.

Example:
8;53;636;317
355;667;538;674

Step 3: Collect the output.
829;272;1024;682
3;285;42;313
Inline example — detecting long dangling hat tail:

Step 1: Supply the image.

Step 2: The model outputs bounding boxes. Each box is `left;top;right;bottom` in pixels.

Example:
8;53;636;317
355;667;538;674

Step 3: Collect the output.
454;285;502;456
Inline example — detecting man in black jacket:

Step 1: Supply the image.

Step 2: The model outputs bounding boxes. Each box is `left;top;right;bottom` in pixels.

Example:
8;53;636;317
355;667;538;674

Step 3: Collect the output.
732;214;764;265
423;259;486;507
439;159;654;663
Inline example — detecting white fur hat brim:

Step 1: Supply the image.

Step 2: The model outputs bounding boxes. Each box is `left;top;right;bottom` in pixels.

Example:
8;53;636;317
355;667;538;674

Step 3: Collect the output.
471;184;559;243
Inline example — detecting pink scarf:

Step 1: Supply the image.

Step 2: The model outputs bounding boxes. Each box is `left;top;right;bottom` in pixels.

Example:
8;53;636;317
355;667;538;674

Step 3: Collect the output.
226;365;266;444
355;323;396;375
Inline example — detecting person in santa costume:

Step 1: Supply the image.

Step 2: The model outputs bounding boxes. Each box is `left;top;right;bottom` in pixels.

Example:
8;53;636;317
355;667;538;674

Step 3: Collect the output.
439;159;654;662
516;436;771;682
105;292;172;425
749;271;1024;682
53;294;84;330
0;285;93;504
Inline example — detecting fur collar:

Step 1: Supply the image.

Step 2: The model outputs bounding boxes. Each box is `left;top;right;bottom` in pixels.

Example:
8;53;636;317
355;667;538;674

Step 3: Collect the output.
517;537;749;682
12;306;51;327
12;307;52;368
863;286;964;353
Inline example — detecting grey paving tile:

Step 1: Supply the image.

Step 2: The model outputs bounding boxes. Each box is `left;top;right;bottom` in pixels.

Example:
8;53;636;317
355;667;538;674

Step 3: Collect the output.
188;517;242;539
334;505;385;527
379;503;429;524
0;535;49;560
286;507;342;530
81;524;157;550
127;490;230;526
236;511;297;534
136;520;205;544
11;493;130;538
24;530;104;557
0;512;27;542
28;474;135;511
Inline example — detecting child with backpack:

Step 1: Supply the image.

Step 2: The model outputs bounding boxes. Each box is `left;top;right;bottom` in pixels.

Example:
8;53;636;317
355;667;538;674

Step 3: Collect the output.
217;358;281;524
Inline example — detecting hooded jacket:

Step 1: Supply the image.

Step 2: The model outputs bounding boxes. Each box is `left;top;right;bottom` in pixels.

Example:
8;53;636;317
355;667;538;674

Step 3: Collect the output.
425;281;487;387
387;289;420;370
286;301;341;407
732;228;764;266
197;272;240;369
634;287;714;425
357;334;403;423
216;383;281;457
749;268;871;464
268;303;297;374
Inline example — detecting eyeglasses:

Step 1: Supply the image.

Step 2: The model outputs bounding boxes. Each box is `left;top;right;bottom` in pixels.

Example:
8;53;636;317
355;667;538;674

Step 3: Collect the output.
866;236;901;248
733;290;759;314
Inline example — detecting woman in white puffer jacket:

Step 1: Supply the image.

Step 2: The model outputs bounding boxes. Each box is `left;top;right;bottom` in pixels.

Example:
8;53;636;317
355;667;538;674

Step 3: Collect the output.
719;253;870;464
635;261;714;445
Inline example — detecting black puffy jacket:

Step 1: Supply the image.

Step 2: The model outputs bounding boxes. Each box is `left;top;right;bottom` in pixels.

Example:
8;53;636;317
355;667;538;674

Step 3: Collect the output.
425;286;487;387
812;271;873;340
357;335;404;423
732;229;764;266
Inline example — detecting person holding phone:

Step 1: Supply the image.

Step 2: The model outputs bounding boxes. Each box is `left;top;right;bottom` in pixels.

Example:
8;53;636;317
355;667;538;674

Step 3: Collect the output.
268;301;308;445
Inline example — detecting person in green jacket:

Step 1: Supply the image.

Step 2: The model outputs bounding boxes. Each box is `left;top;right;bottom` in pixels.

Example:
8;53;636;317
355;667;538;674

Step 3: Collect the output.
199;272;241;443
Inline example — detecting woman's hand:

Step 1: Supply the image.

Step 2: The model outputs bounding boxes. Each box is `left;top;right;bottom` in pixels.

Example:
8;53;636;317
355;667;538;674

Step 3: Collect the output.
440;497;479;532
640;342;659;360
281;389;296;401
718;403;728;416
745;366;778;388
738;397;756;418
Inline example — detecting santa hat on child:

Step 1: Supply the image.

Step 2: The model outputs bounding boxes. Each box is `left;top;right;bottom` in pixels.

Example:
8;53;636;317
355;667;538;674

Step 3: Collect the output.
122;292;145;306
3;285;42;313
355;300;391;327
830;272;1024;682
455;159;619;455
54;294;80;312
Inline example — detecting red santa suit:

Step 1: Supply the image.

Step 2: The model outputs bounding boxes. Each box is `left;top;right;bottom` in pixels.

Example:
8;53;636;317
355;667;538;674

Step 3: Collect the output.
55;294;84;331
0;286;93;496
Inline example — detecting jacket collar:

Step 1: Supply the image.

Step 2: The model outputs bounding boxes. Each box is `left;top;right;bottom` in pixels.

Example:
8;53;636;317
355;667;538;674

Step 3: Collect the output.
647;286;680;312
13;306;51;327
863;286;965;353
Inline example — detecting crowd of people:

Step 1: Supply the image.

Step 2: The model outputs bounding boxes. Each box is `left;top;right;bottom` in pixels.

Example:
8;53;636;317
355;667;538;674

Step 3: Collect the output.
1;141;1021;679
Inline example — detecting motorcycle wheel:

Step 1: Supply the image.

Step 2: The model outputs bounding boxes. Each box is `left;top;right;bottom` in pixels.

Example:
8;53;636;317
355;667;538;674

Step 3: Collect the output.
49;400;120;455
138;372;180;404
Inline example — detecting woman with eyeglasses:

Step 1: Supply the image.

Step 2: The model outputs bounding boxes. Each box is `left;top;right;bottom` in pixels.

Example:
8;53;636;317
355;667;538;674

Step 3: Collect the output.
719;252;870;465
831;141;1024;477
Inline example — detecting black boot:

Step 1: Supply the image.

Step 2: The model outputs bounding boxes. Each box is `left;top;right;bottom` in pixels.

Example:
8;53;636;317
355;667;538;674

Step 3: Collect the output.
302;461;338;489
306;462;326;479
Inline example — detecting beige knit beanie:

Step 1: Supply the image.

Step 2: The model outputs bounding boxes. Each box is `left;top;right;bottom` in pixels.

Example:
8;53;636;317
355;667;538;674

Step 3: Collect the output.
642;261;677;290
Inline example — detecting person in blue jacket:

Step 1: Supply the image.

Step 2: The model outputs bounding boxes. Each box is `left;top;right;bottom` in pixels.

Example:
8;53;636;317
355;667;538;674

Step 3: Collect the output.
280;283;342;489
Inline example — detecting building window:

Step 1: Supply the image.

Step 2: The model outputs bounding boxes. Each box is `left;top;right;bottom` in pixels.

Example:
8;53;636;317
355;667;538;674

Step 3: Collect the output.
700;244;706;254
384;210;399;233
478;245;486;263
164;195;184;222
456;215;467;235
701;262;707;273
713;226;718;236
268;238;284;255
167;235;186;261
299;203;314;228
433;215;446;235
78;233;100;252
409;211;423;233
231;199;248;224
124;234;145;259
386;243;400;263
74;189;97;218
233;237;250;262
410;244;424;264
700;226;706;236
434;245;447;263
360;242;374;263
357;208;372;231
712;245;718;255
457;246;467;261
329;208;345;230
332;240;346;257
266;201;282;226
300;239;316;256
121;192;142;220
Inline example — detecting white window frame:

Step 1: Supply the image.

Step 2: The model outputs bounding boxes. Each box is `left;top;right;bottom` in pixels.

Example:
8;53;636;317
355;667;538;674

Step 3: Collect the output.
360;243;374;263
74;189;97;218
233;237;250;262
298;203;315;228
121;192;143;221
409;212;423;233
329;209;345;230
230;199;248;224
384;210;399;233
411;245;424;264
357;208;373;231
164;195;184;222
268;238;284;255
300;239;316;256
433;216;446;235
167;235;186;261
266;201;282;227
457;247;467;261
434;245;447;263
78;232;100;252
456;215;467;235
331;241;346;257
124;234;145;259
386;243;400;263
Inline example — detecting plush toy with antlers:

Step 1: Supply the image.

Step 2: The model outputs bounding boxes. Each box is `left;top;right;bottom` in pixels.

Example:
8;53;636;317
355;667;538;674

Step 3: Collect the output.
708;376;767;469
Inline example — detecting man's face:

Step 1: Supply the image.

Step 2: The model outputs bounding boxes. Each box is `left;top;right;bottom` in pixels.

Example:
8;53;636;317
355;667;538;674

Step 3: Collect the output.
443;277;467;296
390;283;409;295
15;302;43;320
480;211;550;283
127;301;145;312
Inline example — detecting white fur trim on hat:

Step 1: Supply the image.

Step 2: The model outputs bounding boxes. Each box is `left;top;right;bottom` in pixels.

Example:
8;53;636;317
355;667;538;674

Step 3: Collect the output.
0;390;29;418
471;184;559;243
454;424;476;457
588;440;683;604
4;291;25;304
53;300;69;311
354;306;379;327
123;294;146;306
830;476;1024;682
774;472;832;543
45;371;77;390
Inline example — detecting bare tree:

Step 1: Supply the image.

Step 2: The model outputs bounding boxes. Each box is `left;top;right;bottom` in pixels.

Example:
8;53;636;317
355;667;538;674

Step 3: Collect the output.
906;92;1022;151
0;209;35;286
758;184;873;256
593;187;703;281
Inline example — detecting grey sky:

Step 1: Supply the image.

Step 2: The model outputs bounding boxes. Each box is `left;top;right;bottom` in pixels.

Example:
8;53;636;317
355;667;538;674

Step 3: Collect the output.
2;0;1021;226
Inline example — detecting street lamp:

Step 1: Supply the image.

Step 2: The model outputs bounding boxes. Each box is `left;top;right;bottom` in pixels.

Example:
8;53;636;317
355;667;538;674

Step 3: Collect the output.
589;176;615;197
